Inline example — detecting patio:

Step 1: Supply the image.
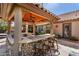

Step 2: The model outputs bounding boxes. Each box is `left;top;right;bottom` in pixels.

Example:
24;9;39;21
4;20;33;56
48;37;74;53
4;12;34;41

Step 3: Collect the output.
0;3;59;56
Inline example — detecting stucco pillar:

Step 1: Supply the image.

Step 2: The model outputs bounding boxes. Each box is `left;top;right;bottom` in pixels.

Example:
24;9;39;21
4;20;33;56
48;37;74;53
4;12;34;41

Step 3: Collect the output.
33;23;36;35
43;25;46;34
12;7;22;56
50;20;54;34
26;25;28;34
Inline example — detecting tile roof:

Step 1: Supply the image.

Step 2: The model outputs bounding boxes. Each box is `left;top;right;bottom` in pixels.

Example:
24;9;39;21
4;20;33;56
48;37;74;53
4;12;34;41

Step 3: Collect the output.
58;10;79;21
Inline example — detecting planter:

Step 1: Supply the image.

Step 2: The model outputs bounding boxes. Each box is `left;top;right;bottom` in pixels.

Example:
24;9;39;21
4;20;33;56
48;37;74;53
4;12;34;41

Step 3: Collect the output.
0;30;6;33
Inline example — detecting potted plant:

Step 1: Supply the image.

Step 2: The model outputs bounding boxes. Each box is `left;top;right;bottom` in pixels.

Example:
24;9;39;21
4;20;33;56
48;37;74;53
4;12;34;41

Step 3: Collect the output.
0;20;8;33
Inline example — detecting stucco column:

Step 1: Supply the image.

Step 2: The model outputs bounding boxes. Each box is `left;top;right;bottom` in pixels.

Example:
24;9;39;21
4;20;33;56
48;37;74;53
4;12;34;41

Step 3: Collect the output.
26;25;28;34
50;20;54;34
33;23;36;35
12;7;22;56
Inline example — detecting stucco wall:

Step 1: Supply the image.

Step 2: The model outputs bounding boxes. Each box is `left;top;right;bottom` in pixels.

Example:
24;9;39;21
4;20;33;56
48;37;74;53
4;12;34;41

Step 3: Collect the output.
53;21;79;39
53;23;63;36
72;21;79;39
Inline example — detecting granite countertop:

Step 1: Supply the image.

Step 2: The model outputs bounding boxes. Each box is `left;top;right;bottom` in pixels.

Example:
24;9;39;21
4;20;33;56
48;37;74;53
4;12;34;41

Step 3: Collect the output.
19;34;54;43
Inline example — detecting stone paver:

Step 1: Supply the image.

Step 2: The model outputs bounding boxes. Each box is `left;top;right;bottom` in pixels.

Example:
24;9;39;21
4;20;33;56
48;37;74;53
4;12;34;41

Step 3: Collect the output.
58;44;79;56
58;39;79;49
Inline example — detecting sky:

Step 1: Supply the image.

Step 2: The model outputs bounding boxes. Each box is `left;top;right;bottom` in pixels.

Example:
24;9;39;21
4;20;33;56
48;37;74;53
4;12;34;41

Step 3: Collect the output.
43;3;79;15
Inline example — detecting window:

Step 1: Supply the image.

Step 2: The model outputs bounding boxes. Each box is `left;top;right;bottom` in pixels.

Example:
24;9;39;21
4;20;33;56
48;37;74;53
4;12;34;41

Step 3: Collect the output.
46;24;50;33
28;25;33;33
35;25;44;35
22;25;26;33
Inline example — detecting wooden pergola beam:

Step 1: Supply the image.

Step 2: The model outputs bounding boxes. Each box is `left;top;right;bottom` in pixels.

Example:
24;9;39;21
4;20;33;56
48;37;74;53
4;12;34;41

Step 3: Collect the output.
1;3;13;20
6;4;13;20
8;3;59;24
16;3;59;21
1;3;8;19
0;4;2;17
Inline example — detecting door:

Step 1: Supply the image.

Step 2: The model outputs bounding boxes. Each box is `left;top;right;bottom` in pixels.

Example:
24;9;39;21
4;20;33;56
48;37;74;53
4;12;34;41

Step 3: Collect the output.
63;23;71;38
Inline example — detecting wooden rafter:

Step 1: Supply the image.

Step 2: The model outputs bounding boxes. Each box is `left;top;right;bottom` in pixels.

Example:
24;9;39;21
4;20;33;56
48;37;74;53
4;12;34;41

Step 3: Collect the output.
1;3;13;20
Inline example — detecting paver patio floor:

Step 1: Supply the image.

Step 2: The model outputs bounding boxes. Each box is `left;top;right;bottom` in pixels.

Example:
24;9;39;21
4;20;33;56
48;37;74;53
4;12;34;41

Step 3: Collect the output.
58;39;79;49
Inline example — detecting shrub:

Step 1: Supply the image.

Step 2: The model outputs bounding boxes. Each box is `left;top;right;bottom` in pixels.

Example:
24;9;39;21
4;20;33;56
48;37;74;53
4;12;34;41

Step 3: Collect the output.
55;34;62;38
0;20;8;33
69;36;79;41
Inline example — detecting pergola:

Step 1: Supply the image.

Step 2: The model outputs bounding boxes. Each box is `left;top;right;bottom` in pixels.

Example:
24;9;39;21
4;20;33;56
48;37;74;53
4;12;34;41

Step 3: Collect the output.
1;3;59;55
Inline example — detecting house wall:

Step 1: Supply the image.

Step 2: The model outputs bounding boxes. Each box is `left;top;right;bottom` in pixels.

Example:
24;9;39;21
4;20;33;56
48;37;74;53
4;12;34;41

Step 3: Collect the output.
53;23;63;36
72;21;79;39
53;20;79;39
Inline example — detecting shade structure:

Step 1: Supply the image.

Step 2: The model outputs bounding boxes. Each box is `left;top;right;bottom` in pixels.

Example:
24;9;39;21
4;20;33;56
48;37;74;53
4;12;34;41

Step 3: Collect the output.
23;12;47;23
0;3;60;56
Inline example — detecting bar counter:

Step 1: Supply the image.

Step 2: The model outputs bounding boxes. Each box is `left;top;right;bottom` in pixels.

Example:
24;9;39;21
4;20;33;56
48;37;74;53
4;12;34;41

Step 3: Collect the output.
18;34;59;56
